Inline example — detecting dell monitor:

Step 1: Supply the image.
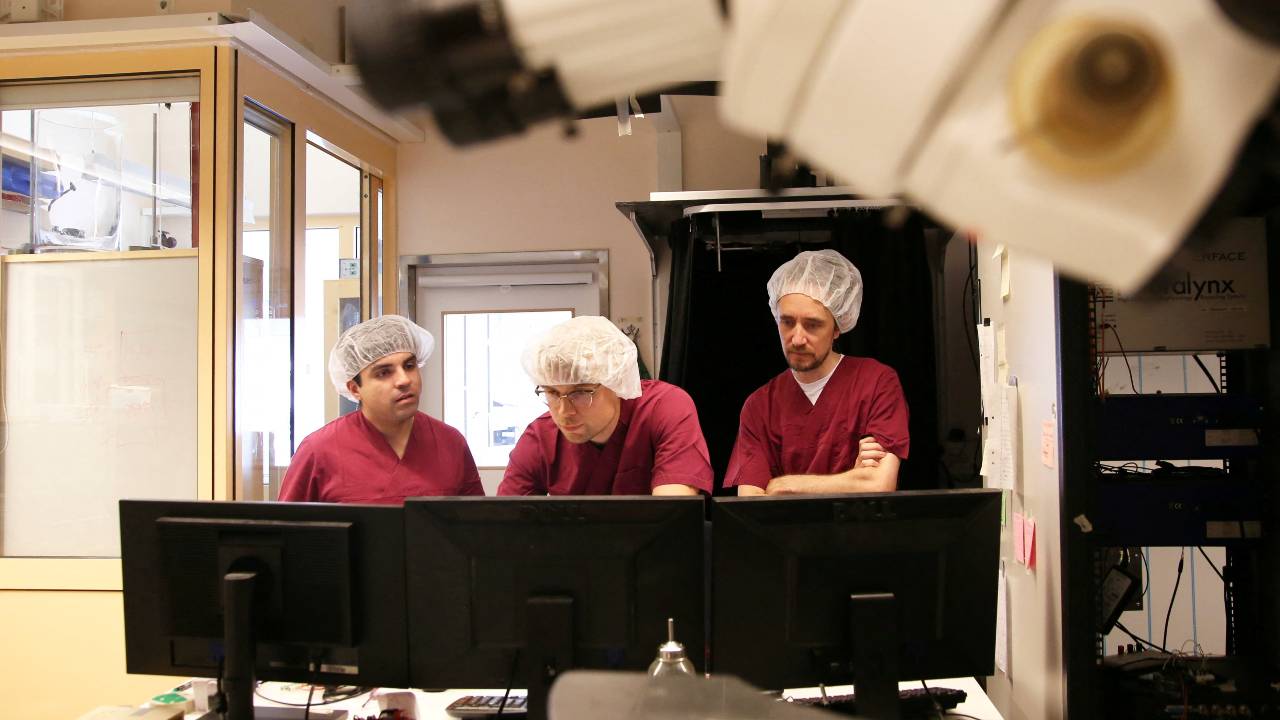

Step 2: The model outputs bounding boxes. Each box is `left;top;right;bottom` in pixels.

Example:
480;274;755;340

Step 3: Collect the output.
120;500;409;720
711;489;1001;720
404;496;706;720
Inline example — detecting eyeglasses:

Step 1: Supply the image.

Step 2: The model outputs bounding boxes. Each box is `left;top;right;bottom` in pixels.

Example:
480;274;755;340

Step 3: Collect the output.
534;385;600;411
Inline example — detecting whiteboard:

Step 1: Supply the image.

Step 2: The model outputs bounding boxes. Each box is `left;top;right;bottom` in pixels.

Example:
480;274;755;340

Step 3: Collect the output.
1;255;198;557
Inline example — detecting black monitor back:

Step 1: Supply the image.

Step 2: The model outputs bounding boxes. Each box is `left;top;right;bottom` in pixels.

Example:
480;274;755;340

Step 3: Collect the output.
711;489;1001;689
404;496;705;688
120;500;408;688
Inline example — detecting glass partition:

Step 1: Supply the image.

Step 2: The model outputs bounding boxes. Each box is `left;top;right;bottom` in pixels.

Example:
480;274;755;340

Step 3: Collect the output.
297;140;362;445
0;75;202;558
0;76;199;254
237;106;293;501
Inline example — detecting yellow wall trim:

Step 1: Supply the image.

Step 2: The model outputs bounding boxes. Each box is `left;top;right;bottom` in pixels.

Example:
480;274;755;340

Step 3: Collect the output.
0;557;122;591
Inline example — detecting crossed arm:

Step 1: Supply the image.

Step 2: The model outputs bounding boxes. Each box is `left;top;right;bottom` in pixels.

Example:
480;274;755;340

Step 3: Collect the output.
737;437;899;496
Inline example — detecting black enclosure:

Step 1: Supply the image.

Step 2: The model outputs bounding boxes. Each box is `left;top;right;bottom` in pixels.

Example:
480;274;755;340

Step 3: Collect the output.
658;209;949;491
404;496;705;720
120;500;409;692
711;490;1000;699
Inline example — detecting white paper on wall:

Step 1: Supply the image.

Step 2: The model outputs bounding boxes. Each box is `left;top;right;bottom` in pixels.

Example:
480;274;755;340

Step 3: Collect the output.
998;381;1020;490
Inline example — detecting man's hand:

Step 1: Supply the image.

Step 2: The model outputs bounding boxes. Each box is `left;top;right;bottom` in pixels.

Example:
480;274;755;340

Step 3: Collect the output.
857;436;886;468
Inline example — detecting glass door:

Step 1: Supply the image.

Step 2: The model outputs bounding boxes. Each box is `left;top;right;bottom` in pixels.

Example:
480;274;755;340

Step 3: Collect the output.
237;103;293;501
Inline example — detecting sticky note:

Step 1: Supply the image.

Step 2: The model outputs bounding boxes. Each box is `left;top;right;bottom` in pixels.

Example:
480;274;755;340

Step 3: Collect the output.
1024;516;1037;570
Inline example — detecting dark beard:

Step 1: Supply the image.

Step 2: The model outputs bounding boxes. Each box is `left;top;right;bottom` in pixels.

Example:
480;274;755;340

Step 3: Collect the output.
787;349;827;373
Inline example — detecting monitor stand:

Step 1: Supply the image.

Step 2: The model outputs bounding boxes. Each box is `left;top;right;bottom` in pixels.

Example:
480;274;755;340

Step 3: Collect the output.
223;570;259;720
849;592;901;720
526;595;574;720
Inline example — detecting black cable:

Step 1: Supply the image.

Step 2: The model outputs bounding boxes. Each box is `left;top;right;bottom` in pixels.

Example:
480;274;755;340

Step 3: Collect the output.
213;657;227;719
1105;324;1139;394
252;687;373;708
1196;547;1224;581
1162;549;1186;650
962;243;986;482
1140;548;1151;599
322;686;371;703
961;256;979;380
495;648;521;717
1115;621;1171;654
1192;355;1222;394
1124;547;1151;599
304;659;319;720
920;678;944;720
919;680;985;720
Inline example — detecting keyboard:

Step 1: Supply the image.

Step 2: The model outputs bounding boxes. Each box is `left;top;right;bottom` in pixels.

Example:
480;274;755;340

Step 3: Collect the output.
445;694;528;717
784;685;968;718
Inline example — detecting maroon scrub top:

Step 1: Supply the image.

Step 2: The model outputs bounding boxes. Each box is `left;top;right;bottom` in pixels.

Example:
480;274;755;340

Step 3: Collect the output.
279;411;484;504
498;379;714;496
724;356;910;490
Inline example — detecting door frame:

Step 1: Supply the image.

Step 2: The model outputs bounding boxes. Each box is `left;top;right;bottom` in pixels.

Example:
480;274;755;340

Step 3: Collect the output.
398;250;611;327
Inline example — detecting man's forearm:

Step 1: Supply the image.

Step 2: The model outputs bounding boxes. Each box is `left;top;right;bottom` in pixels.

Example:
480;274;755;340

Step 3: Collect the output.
766;455;899;495
653;483;700;496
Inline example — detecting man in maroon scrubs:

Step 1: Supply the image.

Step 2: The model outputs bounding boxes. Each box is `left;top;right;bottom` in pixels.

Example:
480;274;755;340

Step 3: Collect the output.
725;250;908;496
498;316;713;496
279;315;483;503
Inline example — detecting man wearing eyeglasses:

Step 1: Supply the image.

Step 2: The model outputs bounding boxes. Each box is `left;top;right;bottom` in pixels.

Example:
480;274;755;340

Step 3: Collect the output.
497;315;713;496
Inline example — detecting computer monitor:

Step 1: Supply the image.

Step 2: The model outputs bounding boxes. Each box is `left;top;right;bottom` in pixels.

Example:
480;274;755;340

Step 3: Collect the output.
120;500;409;719
711;489;1001;720
404;496;706;720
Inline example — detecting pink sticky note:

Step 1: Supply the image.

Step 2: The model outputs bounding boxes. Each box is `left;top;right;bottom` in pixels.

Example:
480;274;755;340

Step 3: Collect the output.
1024;516;1036;570
1013;512;1026;564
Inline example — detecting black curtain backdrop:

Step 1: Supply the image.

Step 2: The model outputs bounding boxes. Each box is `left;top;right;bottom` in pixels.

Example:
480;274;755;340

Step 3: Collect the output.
660;210;940;492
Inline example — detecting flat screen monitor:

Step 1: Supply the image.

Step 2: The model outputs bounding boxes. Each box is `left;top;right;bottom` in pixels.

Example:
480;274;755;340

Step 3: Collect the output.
404;496;705;720
120;500;408;718
711;489;1001;719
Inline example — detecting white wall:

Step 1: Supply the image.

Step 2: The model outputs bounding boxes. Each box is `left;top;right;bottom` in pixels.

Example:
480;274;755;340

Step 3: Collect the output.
977;244;1067;719
669;95;763;191
396;96;766;366
396;115;659;361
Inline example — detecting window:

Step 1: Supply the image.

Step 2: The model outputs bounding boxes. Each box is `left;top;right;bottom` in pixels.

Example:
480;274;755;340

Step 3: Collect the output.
1;77;199;254
443;310;572;466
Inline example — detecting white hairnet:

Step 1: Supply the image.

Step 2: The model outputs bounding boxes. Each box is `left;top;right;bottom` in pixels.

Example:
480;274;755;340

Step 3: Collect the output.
328;314;435;401
767;249;864;333
521;316;642;400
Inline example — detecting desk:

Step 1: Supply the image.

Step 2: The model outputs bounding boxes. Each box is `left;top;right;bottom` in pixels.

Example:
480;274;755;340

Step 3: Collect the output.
786;677;1003;719
246;676;1002;719
248;685;520;718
